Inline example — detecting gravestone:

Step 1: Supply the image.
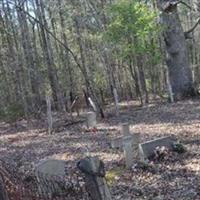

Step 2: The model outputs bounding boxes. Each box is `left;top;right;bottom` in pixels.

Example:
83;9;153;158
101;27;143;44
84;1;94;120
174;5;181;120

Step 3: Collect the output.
121;123;130;136
110;123;130;149
139;136;176;160
35;159;67;177
35;159;67;197
77;156;112;200
86;111;97;128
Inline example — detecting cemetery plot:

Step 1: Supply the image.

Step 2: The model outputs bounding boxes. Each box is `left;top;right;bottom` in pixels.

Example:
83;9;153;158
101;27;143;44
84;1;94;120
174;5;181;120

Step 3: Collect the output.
0;101;199;199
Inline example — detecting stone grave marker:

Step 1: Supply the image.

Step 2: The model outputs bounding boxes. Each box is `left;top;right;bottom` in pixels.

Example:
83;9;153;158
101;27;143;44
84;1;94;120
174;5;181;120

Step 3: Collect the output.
123;133;140;169
35;159;67;197
121;122;130;136
77;156;112;200
121;123;141;168
110;123;130;149
139;136;176;160
86;111;97;128
35;159;66;177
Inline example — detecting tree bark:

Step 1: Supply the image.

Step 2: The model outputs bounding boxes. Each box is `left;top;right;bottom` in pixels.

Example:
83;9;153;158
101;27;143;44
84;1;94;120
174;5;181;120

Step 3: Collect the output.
58;0;75;106
35;0;66;112
16;0;41;110
74;17;105;118
156;0;196;100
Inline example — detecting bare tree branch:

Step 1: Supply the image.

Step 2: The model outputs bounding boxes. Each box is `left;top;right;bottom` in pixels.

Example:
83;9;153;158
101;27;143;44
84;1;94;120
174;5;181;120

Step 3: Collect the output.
179;1;195;11
7;0;84;74
160;0;195;12
184;18;200;39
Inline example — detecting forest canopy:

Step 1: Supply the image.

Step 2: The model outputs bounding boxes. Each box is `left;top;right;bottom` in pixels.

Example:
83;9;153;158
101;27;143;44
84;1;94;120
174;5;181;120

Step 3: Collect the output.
0;0;200;120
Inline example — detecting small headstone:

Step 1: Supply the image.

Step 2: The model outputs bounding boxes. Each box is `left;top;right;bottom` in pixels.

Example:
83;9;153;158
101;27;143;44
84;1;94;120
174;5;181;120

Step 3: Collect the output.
139;136;176;160
86;112;97;128
121;123;130;136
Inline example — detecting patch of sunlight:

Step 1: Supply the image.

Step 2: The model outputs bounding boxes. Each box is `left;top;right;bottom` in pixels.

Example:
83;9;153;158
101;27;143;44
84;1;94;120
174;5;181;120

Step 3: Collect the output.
185;159;200;174
106;167;124;186
51;152;70;160
50;152;81;161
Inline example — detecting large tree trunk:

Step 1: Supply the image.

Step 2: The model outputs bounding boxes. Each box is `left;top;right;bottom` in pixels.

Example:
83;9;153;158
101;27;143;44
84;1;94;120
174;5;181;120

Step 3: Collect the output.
157;0;196;100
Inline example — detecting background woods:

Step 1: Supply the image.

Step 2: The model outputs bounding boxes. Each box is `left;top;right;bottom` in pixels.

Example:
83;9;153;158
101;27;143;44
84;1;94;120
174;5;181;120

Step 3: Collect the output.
0;1;200;200
0;0;200;120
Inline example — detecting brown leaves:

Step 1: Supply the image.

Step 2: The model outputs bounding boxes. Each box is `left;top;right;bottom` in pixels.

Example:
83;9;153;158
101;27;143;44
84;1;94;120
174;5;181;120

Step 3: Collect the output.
0;100;200;199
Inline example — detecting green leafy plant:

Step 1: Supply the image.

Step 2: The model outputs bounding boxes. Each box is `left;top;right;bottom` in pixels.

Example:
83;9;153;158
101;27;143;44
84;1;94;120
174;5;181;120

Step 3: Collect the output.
105;0;160;59
173;142;187;154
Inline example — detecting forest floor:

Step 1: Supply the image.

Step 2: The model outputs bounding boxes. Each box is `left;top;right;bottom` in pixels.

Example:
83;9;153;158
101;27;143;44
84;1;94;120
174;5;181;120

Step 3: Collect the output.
0;99;200;200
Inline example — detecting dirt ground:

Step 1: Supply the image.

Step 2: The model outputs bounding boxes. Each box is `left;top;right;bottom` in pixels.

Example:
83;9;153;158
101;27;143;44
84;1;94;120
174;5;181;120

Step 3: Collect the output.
0;100;199;200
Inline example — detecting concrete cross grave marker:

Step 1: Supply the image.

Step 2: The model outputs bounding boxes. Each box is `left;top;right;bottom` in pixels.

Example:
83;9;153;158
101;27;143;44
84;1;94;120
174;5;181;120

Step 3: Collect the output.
123;133;140;169
122;123;141;169
110;123;131;149
109;124;141;168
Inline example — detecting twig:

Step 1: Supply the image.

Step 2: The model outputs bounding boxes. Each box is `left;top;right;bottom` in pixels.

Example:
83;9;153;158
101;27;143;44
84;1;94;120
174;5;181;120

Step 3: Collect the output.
184;18;200;39
179;1;195;11
6;0;84;75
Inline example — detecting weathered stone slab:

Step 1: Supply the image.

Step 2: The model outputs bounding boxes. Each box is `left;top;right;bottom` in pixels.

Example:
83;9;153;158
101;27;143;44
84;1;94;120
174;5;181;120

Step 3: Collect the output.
35;159;67;177
35;159;67;197
139;136;176;160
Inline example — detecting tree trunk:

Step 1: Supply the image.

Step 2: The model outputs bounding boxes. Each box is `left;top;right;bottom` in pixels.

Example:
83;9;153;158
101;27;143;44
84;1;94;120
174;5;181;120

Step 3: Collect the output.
35;0;66;112
156;0;196;100
58;0;75;107
74;17;105;118
128;57;143;105
16;0;41;110
137;56;149;104
2;0;29;117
